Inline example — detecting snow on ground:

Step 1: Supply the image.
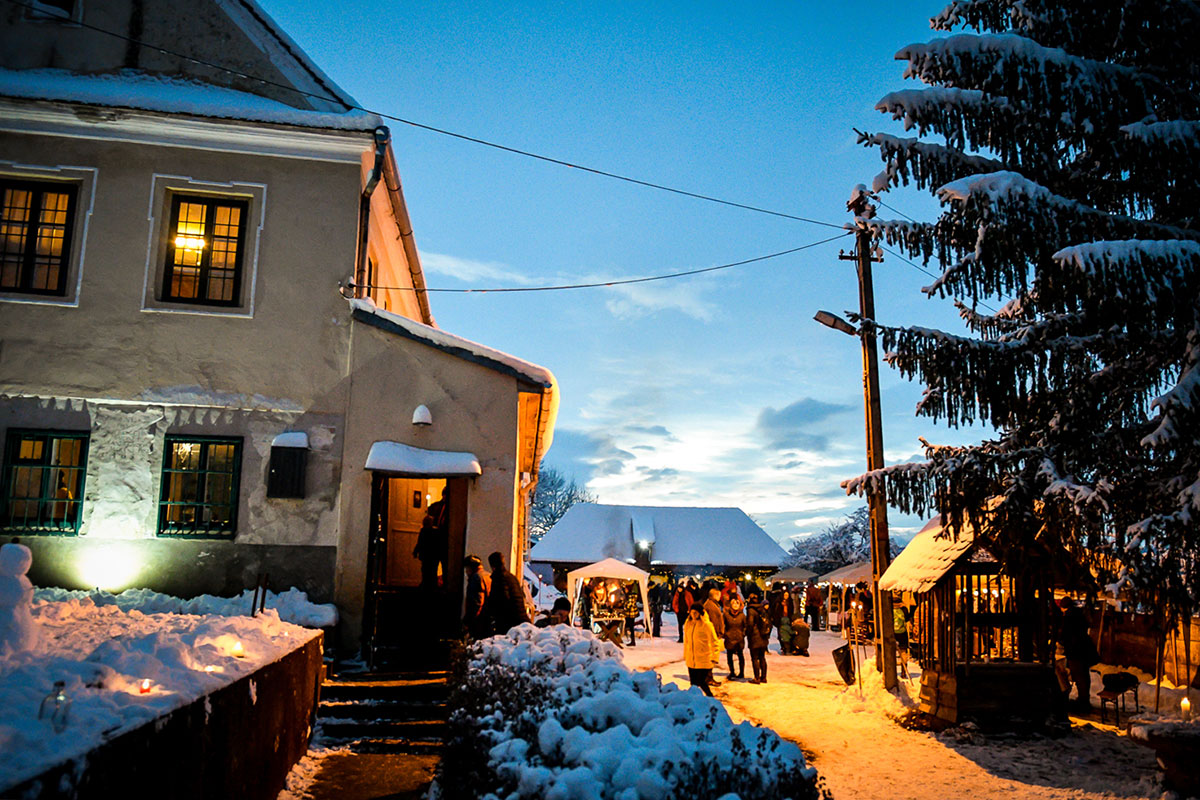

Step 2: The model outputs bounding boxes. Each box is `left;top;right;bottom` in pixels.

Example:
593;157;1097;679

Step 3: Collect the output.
0;591;325;792
629;627;1165;800
35;586;338;628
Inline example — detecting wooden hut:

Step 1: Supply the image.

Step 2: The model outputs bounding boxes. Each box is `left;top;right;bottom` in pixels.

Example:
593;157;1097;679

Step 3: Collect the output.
880;516;1058;728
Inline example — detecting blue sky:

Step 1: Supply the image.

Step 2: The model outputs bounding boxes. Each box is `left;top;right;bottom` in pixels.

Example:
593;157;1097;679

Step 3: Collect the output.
260;0;987;545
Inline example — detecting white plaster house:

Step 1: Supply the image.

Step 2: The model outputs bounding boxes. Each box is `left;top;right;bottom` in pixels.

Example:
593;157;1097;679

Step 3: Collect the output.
0;0;557;652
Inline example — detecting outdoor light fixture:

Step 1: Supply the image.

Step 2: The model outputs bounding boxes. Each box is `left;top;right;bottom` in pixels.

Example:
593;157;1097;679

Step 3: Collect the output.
75;542;143;592
412;404;433;426
813;310;858;336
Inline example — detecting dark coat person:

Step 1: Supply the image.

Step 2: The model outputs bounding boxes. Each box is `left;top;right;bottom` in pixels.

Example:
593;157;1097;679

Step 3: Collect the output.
745;593;772;683
723;596;747;680
463;555;492;639
704;589;725;638
485;551;530;634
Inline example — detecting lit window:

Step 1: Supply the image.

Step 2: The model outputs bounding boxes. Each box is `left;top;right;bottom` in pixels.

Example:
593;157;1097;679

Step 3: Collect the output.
1;179;77;296
163;195;248;306
1;430;88;534
158;436;241;537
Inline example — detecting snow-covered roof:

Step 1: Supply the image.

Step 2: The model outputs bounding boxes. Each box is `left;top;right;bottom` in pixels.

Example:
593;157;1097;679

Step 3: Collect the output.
528;503;787;569
566;557;650;582
271;431;308;448
0;68;381;131
818;561;873;586
768;566;817;583
364;441;481;477
349;298;556;390
879;515;977;593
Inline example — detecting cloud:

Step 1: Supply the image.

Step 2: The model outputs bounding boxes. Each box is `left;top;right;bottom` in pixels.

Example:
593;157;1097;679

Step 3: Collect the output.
543;428;636;483
603;279;717;321
421;251;535;285
755;397;853;451
624;424;676;440
636;466;679;481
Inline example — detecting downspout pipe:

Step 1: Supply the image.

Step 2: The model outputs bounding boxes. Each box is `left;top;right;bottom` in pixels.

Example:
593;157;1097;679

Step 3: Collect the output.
355;125;390;296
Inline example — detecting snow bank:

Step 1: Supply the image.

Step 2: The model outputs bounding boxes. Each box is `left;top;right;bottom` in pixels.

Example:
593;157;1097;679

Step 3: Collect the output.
438;624;820;800
0;596;321;791
34;586;338;629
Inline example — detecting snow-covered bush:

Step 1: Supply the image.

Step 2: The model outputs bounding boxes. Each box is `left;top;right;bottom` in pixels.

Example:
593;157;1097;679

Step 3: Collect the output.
436;624;822;800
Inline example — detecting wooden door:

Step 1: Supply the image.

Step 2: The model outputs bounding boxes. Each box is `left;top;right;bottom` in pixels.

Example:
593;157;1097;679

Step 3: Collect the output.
385;477;446;587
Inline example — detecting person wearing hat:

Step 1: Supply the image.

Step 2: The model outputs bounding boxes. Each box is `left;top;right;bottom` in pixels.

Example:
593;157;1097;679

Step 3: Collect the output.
462;554;492;639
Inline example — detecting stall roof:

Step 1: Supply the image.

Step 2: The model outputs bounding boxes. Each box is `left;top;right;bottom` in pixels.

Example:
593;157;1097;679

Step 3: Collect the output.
768;566;817;583
529;503;786;569
879;515;977;593
365;441;481;476
818;561;873;585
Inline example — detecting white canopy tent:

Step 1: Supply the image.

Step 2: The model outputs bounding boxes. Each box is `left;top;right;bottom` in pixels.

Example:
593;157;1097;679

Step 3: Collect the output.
566;557;651;635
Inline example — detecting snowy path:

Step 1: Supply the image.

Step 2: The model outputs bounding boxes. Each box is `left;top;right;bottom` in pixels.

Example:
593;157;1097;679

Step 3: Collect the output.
627;625;1161;800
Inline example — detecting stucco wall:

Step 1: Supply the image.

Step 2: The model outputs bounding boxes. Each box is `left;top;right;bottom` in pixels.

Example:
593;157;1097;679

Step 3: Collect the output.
336;319;523;643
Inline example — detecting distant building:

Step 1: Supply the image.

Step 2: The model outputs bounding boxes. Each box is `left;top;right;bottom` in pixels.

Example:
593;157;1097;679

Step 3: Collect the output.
0;0;556;653
528;503;786;579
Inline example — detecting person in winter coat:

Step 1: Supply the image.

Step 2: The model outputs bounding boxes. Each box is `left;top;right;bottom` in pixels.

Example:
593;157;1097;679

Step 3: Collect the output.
684;602;721;696
485;551;530;634
721;578;741;607
723;595;747;679
702;588;725;684
1059;598;1099;709
804;581;823;631
745;591;772;683
462;554;492;639
649;582;666;637
672;582;695;643
791;615;811;656
778;615;794;654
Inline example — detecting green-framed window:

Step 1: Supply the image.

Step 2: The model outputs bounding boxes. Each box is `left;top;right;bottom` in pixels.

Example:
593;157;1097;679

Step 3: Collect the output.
158;436;241;537
1;430;88;534
1;178;78;296
162;194;248;306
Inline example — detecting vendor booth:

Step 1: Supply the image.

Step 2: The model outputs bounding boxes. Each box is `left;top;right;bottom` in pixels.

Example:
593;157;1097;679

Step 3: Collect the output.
566;558;652;645
819;561;873;632
880;515;1057;728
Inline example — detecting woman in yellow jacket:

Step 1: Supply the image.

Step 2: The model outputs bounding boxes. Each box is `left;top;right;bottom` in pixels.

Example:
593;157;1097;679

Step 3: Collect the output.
683;602;722;696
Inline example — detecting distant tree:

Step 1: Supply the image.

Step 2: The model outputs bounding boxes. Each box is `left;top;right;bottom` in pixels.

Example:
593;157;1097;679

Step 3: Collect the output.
782;508;901;575
529;466;596;545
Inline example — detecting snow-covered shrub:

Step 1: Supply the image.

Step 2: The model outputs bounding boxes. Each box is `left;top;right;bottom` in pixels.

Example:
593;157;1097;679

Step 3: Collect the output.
437;624;822;800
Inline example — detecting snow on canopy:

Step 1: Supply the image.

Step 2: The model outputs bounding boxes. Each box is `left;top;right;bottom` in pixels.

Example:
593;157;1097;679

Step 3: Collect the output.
0;67;381;131
528;503;786;569
879;515;977;594
817;561;873;586
364;441;481;477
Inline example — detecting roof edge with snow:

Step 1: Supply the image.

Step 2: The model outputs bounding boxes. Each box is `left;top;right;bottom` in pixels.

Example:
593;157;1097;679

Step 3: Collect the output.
350;298;555;390
365;441;482;477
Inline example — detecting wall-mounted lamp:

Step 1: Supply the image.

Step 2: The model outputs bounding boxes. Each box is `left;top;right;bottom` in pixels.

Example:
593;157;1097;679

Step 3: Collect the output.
412;404;433;426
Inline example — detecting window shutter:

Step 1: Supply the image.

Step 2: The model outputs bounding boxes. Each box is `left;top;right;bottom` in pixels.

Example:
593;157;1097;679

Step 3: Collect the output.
267;446;307;499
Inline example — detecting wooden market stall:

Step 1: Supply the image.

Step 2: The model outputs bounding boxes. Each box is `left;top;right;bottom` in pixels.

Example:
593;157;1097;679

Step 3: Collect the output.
880;516;1058;728
818;561;873;632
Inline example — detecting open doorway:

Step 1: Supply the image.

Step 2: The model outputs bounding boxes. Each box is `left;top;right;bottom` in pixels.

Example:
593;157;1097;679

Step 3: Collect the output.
364;474;468;664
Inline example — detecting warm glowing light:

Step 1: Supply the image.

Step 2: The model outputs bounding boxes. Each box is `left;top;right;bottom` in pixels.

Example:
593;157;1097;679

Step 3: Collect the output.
231;641;245;658
1183;697;1192;721
174;236;206;250
140;679;151;694
74;543;143;591
204;665;216;673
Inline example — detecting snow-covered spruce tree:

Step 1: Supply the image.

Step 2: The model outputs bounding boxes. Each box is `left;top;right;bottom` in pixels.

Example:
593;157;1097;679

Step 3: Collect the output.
844;2;1200;619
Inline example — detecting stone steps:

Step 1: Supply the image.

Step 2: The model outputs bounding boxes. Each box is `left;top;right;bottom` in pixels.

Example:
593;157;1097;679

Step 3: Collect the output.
316;669;450;756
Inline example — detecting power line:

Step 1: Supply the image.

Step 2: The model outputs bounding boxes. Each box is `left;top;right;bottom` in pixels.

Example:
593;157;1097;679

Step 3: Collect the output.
355;232;854;294
1;0;844;231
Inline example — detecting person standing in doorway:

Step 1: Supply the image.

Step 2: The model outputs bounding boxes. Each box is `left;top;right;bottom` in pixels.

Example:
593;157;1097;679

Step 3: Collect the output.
485;551;530;634
462;554;492;639
684;602;720;697
414;488;450;590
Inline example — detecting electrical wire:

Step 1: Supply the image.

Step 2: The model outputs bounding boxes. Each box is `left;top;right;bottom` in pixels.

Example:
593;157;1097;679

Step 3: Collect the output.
354;231;854;293
0;0;844;231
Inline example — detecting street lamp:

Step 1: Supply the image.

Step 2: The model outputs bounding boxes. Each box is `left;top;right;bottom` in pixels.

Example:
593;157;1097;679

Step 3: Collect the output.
813;310;857;337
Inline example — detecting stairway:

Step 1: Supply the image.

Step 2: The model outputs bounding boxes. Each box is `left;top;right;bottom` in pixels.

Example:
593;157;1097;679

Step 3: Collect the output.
316;670;450;755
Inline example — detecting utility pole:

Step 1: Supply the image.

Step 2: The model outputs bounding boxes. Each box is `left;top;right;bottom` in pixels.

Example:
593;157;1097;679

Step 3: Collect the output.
836;192;897;691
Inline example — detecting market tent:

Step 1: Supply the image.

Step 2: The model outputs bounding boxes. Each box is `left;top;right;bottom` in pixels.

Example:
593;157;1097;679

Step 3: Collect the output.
768;565;817;583
818;561;874;586
566;557;651;633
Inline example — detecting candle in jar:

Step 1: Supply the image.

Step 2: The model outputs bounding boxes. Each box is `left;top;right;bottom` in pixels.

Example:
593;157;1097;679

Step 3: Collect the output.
140;679;151;694
232;641;245;658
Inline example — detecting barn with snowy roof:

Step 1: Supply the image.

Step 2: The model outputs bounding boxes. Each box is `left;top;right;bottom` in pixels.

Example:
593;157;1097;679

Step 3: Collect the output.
881;514;1058;728
528;503;787;579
